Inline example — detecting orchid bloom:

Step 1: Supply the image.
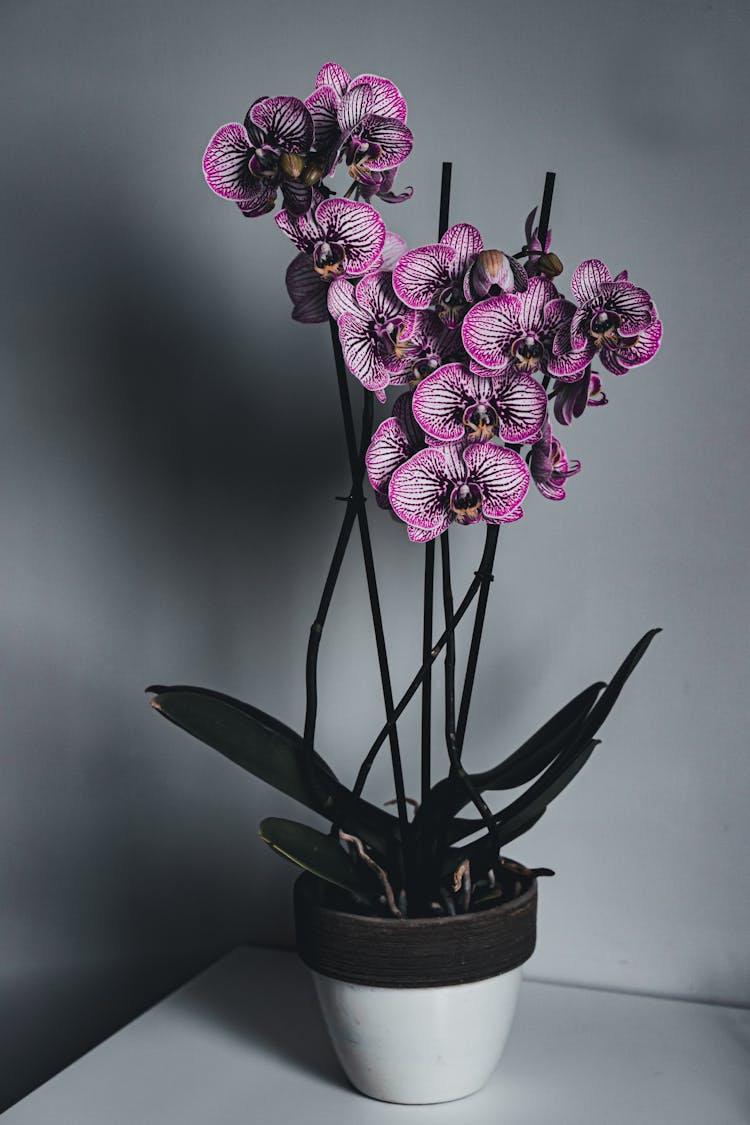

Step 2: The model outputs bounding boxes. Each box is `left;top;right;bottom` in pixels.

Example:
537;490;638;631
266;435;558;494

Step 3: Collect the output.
276;198;385;282
552;368;608;426
203;96;319;218
529;421;580;500
393;224;527;329
388;441;530;542
412;363;547;446
548;260;661;380
287;230;407;324
398;311;462;386
326;272;416;400
310;61;412;189
461;276;574;378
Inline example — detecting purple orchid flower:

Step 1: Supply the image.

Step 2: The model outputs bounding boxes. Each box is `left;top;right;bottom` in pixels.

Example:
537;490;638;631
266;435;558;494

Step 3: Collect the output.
289;230;407;325
366;392;424;510
393;224;527;330
552;368;608;426
309;62;412;183
388;441;530;542
203;96;318;218
329;272;417;401
461;276;574;378
276;197;385;282
529;421;580;500
412;363;548;446
548;260;660;379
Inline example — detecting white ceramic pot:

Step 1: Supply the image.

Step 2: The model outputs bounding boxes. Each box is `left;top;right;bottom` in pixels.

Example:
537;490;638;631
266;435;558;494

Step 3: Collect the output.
294;871;537;1104
311;965;522;1104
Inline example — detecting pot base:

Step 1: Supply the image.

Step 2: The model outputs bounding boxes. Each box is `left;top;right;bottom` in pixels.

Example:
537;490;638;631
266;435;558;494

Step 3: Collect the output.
311;966;522;1104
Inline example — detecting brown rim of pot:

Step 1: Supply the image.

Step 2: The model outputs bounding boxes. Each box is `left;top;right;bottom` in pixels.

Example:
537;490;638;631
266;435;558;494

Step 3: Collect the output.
294;870;537;989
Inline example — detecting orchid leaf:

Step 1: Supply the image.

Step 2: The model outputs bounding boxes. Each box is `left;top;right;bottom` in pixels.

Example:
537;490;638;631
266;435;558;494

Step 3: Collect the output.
148;685;397;856
573;628;661;746
259;817;370;902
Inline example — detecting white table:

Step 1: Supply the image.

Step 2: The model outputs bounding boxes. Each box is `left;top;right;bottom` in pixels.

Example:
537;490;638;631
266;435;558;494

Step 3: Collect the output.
3;947;748;1123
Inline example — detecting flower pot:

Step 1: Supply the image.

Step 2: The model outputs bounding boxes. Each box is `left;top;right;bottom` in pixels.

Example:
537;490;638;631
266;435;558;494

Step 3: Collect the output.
294;869;537;1104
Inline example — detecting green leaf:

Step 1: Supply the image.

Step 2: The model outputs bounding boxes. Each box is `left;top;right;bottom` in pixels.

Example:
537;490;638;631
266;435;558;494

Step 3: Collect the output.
259;817;370;901
445;738;600;850
148;685;397;857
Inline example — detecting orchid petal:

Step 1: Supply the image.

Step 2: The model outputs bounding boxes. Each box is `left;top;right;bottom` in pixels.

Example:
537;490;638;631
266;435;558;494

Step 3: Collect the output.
570;306;591;351
327;278;359;321
379;230;408;270
570;259;612;303
286;253;328;323
202;123;257;202
338;312;391;395
315;61;350;99
236;181;278;217
518;276;558;334
317;198;386;274
281;180;313;216
355;271;408;323
249;96;314;154
389;447;454;530
392;244;455;309
547;342;595;380
305;86;341;157
366;416;414;493
355;115;413;171
602;282;655;335
338;85;373;134
349;74;408;122
492;371;548;444
275;208;321;254
440;224;484;271
461;295;521;369
464;444;530;519
408;522;446;542
392;390;424;450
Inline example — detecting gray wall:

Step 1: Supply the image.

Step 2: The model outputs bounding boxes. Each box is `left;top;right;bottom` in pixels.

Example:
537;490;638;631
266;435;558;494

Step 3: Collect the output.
1;0;748;1110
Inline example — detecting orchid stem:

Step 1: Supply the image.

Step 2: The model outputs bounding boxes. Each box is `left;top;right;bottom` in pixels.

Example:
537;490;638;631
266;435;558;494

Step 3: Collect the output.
455;523;500;757
353;529;497;797
420;161;453;805
302;394;372;812
328;316;410;876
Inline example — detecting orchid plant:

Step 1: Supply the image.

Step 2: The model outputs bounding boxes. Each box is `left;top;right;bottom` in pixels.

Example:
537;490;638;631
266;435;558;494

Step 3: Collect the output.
149;62;662;919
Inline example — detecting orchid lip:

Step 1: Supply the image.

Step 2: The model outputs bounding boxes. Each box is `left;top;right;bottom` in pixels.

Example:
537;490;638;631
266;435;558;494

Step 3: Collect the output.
450;482;483;524
511;334;544;371
462;401;498;442
409;357;439;385
313;240;346;278
590;309;621;347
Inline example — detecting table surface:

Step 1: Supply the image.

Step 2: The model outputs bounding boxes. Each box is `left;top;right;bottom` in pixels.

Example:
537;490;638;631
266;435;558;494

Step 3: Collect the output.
3;946;749;1124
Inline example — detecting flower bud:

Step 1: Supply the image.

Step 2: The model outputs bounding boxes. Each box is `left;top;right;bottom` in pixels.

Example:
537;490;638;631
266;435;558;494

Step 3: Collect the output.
279;152;305;180
538;252;563;279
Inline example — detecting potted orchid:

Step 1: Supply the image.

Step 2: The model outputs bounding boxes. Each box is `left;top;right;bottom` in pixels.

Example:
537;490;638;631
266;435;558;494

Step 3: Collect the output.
148;60;662;1104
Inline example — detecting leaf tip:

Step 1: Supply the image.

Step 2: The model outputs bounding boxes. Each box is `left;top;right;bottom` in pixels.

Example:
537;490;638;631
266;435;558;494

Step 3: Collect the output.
150;699;163;713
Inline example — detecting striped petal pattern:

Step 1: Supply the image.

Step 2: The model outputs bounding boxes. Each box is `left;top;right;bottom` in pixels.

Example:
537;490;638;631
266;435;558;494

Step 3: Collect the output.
248;96;314;153
203;123;257;201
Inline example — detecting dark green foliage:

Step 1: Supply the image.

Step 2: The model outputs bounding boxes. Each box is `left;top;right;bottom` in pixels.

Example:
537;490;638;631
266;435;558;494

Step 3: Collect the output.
148;629;660;913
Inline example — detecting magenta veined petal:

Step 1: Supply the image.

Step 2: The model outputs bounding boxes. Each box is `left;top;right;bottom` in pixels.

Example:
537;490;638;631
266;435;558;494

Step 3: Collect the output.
248;96;314;153
286;253;328;323
518;276;558;334
379;230;408;271
338;312;390;399
492;371;548;444
486;504;524;525
315;61;350;99
392;244;455;309
570;306;591;351
275;207;321;253
547;341;595;380
408;522;446;542
462;295;521;369
412;364;482;444
570;259;612;304
464;444;530;520
354;270;409;324
602;282;655;336
305;86;341;157
601;317;663;375
317;198;386;274
389;446;454;531
338;84;374;134
202;123;258;201
327;278;359;321
366;416;415;493
440;223;484;270
355;115;413;171
349;73;408;122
